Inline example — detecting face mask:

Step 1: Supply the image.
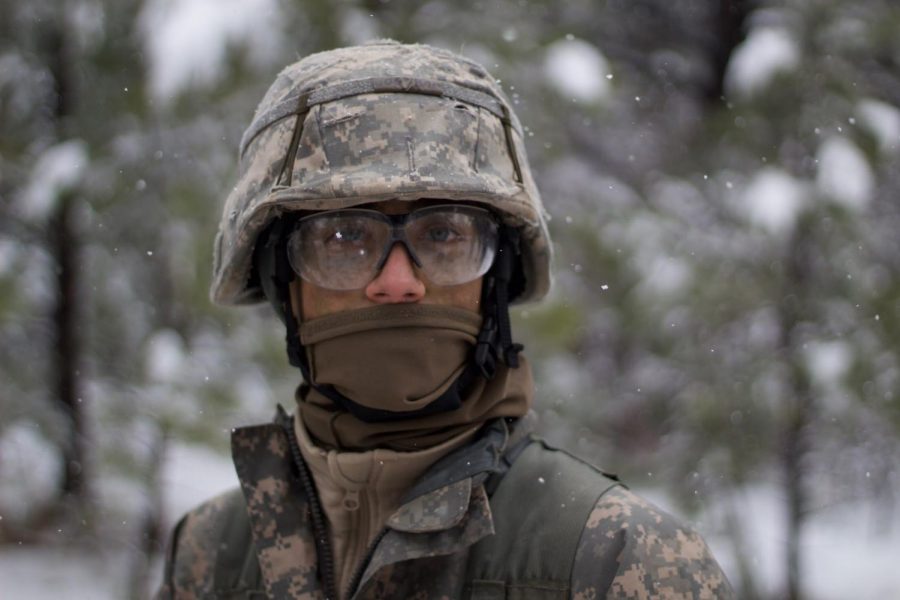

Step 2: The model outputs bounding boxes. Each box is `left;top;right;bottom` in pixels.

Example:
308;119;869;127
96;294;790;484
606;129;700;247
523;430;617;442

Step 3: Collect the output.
299;303;482;416
296;302;533;451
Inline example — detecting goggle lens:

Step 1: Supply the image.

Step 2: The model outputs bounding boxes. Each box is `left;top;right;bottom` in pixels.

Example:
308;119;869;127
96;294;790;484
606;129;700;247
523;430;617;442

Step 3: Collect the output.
286;205;498;290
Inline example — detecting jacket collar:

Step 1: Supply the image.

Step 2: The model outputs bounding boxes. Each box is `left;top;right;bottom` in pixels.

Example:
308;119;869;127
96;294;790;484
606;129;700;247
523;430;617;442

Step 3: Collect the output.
230;413;531;598
231;423;321;598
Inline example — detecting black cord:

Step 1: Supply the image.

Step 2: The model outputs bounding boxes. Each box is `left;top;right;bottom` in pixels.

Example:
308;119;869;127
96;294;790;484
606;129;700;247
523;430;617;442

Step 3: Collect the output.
280;410;338;600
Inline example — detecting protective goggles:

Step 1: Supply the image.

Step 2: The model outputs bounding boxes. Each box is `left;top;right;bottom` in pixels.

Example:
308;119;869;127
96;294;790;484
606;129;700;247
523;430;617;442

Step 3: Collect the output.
286;204;499;290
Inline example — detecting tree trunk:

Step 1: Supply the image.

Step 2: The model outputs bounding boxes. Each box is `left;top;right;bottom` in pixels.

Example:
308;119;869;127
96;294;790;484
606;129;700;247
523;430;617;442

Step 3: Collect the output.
705;0;753;105
51;192;86;500
782;380;812;600
45;9;88;505
778;224;814;600
127;427;168;599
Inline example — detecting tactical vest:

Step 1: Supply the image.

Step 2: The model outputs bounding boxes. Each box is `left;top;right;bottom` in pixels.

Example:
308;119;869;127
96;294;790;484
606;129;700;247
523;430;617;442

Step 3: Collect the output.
181;439;620;599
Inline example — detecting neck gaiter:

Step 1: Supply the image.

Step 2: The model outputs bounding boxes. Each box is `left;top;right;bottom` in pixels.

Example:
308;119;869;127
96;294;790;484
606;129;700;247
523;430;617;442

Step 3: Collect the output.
296;303;533;451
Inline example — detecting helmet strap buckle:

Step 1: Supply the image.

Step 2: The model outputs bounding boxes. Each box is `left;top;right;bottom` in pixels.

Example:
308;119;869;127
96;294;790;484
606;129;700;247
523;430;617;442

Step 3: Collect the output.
474;316;498;379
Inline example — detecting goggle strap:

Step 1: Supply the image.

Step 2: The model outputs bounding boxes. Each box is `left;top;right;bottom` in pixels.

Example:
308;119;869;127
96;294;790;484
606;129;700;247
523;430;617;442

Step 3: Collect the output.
474;314;498;380
494;230;522;368
269;219;306;370
496;280;520;369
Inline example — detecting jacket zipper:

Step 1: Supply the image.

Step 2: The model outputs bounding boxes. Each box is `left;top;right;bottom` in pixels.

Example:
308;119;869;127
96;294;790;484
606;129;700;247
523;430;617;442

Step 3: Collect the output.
287;419;389;600
284;420;339;600
344;528;389;599
281;415;512;599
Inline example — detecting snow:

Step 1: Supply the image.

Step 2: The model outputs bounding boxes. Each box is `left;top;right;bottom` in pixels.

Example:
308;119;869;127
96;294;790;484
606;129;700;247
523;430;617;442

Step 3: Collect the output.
69;0;106;52
234;369;277;416
741;167;807;235
857;99;900;153
17;140;89;222
543;37;611;103
340;9;380;46
144;329;187;383
725;28;799;99
139;0;283;103
0;423;63;523
804;340;851;388
0;441;235;598
802;499;900;600
160;441;238;524
637;256;692;297
816;137;874;211
0;546;129;600
541;355;591;401
0;239;19;276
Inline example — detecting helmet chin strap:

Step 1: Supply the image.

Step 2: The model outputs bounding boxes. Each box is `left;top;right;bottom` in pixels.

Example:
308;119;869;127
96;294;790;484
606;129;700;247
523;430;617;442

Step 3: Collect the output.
475;227;523;379
260;220;524;423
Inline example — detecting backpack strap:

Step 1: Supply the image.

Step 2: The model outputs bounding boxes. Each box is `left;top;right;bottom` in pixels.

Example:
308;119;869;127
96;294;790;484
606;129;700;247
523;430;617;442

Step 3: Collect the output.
464;439;621;599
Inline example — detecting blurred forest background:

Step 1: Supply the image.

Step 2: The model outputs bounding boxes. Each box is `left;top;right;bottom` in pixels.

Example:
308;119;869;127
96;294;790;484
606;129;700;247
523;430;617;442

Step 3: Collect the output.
2;0;899;598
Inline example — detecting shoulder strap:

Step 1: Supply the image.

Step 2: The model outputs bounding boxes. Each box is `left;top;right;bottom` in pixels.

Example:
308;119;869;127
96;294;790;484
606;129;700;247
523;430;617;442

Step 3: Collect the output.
465;439;620;598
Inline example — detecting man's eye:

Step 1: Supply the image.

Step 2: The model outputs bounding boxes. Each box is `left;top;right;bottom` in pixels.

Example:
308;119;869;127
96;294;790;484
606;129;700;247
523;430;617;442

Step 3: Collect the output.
426;226;461;243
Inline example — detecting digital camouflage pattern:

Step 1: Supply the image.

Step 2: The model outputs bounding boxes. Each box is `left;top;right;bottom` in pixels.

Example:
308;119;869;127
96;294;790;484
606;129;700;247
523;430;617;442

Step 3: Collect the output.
571;487;732;599
160;489;239;598
231;424;321;597
157;418;734;599
211;41;551;307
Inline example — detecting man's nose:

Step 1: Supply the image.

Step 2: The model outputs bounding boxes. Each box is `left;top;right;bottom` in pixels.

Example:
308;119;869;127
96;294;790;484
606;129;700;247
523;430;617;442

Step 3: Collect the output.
364;244;426;304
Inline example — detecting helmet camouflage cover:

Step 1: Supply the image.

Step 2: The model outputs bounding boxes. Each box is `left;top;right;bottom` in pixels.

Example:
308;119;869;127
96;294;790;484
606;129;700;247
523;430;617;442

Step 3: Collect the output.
211;40;552;306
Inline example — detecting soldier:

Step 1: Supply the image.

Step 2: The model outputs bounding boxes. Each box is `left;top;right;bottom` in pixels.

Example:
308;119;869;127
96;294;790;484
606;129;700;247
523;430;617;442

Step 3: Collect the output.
157;41;734;599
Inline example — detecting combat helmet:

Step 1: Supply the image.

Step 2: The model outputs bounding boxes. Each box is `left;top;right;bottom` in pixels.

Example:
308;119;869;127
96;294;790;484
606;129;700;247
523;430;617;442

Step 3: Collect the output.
211;40;551;308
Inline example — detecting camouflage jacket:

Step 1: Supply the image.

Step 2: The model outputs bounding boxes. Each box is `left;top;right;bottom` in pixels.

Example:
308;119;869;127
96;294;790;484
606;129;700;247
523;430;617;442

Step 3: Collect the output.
157;417;734;599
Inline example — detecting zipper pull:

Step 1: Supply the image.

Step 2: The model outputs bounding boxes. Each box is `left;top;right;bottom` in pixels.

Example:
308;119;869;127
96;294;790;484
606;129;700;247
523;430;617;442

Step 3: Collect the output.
343;489;360;511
